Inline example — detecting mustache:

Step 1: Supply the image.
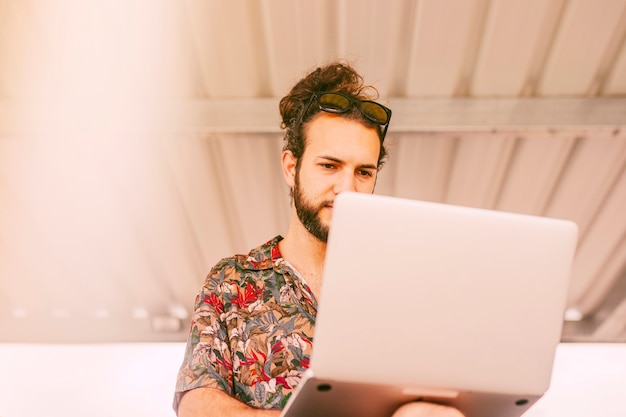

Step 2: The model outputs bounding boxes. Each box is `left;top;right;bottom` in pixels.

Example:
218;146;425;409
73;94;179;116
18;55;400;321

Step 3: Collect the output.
319;200;334;210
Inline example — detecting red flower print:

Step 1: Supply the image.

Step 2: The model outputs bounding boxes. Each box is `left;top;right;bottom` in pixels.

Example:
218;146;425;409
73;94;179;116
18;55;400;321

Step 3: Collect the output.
232;282;264;309
275;376;291;389
298;357;310;369
203;293;224;314
271;244;281;261
271;341;285;355
216;356;233;370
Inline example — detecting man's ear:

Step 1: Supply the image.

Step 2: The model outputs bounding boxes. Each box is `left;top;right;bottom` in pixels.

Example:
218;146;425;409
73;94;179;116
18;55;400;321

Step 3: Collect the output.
281;150;297;188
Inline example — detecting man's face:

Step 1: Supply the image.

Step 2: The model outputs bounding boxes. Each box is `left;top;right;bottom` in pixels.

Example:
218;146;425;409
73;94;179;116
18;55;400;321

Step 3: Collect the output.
292;113;381;242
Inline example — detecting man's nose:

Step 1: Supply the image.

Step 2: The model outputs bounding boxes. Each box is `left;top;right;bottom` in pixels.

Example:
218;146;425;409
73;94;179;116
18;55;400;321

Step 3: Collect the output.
334;172;357;194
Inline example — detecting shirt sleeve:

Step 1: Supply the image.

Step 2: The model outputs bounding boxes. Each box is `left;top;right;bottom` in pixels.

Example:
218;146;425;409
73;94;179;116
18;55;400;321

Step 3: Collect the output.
172;266;233;414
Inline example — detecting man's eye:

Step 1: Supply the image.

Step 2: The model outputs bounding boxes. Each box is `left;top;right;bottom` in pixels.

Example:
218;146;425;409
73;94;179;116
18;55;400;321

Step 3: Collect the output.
358;170;374;177
321;163;336;169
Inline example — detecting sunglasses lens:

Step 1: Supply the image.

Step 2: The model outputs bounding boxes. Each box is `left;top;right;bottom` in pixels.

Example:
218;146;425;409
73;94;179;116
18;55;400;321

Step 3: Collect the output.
319;93;351;112
316;92;390;136
361;102;389;124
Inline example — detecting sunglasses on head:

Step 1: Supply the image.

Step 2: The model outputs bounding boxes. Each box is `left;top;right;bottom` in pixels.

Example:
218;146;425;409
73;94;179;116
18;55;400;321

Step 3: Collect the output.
299;91;392;142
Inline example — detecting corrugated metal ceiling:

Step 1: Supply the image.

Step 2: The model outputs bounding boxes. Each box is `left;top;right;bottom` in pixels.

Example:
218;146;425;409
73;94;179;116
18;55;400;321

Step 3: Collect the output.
1;0;625;343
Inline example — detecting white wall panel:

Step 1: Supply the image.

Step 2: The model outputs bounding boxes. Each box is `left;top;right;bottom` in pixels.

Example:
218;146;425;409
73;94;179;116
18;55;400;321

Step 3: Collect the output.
382;134;457;202
443;135;518;208
493;135;577;215
184;0;264;97
472;0;552;96
569;166;626;314
539;0;626;95
604;40;626;94
406;0;479;96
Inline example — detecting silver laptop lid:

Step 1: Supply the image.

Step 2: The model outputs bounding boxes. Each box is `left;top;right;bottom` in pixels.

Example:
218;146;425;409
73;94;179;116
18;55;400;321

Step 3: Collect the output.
312;192;578;396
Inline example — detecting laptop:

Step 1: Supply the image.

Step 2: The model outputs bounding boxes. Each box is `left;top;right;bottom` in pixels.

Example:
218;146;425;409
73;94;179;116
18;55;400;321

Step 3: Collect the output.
280;192;578;417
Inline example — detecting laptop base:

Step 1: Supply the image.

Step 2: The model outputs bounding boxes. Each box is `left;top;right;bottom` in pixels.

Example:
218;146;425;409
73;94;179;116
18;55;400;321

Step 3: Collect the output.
281;371;539;417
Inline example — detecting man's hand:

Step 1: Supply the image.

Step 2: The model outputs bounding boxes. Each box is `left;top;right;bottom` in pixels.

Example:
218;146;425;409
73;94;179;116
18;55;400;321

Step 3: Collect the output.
392;402;465;417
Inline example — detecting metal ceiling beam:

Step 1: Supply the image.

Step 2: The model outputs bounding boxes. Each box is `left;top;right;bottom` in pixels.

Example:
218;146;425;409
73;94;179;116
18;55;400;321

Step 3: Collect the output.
389;98;626;131
1;98;625;134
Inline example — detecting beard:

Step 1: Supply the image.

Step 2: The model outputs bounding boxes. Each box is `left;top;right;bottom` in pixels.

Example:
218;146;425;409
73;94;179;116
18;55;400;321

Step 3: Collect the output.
293;171;331;243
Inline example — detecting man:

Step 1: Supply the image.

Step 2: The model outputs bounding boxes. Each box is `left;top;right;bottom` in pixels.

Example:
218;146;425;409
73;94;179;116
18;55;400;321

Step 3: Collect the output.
174;62;464;417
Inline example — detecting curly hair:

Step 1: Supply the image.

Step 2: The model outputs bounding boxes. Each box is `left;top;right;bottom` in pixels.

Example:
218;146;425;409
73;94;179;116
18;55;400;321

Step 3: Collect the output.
279;61;388;169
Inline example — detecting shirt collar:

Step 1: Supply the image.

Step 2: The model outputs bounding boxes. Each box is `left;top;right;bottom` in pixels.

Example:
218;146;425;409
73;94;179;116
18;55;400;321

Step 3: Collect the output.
243;235;284;270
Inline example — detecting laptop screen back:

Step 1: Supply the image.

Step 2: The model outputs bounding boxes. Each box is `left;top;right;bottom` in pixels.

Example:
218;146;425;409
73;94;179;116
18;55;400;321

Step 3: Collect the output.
311;192;578;396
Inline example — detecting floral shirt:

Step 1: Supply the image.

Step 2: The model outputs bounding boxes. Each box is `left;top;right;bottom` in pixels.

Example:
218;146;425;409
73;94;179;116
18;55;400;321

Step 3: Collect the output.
174;236;318;413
